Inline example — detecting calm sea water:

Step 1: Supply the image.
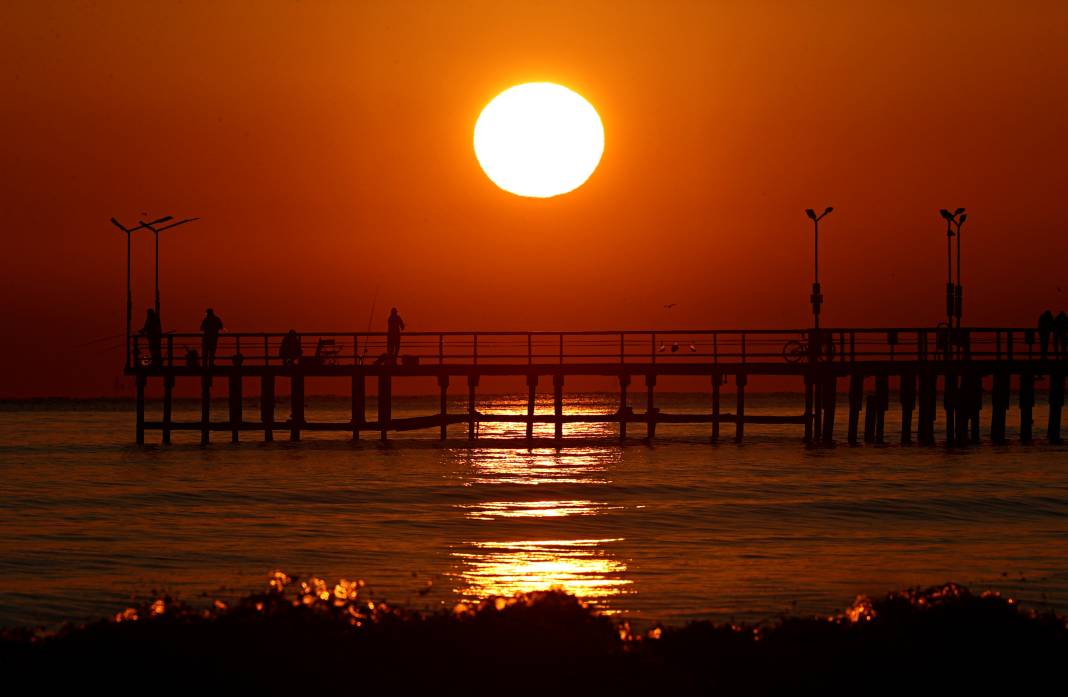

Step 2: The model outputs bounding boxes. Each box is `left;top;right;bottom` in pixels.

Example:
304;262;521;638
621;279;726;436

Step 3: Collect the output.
1;393;1067;629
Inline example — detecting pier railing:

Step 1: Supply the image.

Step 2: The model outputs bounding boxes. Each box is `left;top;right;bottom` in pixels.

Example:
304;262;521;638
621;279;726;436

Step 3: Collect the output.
130;327;1041;369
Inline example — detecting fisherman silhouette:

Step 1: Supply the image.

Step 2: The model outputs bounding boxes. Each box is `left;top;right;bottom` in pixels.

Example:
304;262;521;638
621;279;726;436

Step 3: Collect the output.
387;308;406;364
1055;311;1068;360
279;329;302;366
1038;310;1054;361
200;308;224;367
140;308;162;367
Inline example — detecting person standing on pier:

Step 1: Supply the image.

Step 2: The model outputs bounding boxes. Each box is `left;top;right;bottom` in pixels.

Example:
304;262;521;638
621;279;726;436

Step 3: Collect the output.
279;329;302;366
387;307;406;364
1055;311;1068;360
200;308;224;367
140;308;162;367
1039;310;1054;361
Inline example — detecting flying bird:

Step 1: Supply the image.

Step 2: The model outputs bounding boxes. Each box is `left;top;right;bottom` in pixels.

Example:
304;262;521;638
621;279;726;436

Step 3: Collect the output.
663;303;677;310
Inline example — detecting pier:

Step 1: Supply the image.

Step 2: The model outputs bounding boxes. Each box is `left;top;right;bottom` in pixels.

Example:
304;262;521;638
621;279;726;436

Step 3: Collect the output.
127;327;1061;446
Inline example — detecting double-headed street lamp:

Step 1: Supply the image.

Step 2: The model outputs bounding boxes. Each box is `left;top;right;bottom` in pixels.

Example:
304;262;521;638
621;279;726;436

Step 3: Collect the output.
139;216;200;318
939;208;967;330
805;207;834;329
111;215;171;369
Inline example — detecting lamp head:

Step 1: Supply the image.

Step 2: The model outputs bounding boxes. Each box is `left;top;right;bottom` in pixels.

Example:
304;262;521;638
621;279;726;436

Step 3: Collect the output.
822;206;833;216
959;213;968;224
805;209;817;220
954;207;965;216
939;209;953;221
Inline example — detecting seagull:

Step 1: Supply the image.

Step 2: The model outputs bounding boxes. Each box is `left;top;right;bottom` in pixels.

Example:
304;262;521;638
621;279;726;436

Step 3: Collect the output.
663;303;677;310
657;343;667;353
689;343;697;352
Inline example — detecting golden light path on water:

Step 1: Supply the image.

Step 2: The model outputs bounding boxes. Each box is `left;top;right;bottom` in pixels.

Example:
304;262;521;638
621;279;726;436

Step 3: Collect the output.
448;421;632;611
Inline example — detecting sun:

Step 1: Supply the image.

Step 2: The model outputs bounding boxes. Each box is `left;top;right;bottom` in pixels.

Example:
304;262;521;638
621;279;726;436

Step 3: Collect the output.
474;82;604;198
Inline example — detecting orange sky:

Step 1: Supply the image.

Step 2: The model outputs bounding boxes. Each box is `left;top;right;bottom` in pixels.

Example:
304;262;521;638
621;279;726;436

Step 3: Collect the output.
2;1;1068;396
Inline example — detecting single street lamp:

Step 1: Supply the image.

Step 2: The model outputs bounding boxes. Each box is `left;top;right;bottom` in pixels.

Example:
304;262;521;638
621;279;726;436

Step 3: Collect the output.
804;207;833;329
139;216;200;319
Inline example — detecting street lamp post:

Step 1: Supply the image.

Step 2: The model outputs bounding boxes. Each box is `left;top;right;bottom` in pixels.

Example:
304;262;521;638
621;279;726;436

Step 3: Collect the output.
804;207;833;330
139;216;200;318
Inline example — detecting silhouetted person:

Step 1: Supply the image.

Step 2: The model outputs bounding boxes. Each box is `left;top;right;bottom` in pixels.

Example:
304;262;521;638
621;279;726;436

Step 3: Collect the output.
1055;311;1068;360
387;308;405;364
1039;310;1054;360
279;330;302;366
140;308;162;367
200;308;224;366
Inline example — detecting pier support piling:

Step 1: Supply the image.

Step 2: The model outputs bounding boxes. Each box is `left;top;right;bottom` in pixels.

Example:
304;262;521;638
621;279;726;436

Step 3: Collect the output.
228;373;242;443
821;375;837;445
527;374;538;440
352;372;364;441
439;374;450;441
875;374;888;444
135;374;146;446
1048;369;1064;444
803;373;814;443
200;374;212;445
291;372;305;442
944;371;958;447
1020;371;1035;444
847;373;864;446
261;374;275;442
645;374;657;442
467;374;479;440
735;373;747;443
711;372;721;443
990;371;1009;444
554;374;565;441
918;371;937;445
162;375;174;445
619;374;630;441
899;372;916;445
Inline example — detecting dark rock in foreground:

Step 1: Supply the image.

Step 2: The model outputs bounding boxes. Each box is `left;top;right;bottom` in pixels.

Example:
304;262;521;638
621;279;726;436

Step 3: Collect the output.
2;575;1065;693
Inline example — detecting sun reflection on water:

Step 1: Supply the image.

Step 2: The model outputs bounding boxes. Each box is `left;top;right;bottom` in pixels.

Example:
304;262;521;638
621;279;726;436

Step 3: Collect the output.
450;441;631;611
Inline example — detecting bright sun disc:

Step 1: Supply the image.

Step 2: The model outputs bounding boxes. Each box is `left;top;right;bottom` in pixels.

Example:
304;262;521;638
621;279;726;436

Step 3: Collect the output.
474;82;604;198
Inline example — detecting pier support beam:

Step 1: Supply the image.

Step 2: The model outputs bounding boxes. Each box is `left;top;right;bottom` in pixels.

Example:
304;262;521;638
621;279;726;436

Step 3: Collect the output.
162;375;174;445
735;373;747;443
135;374;146;446
291;372;305;442
228;373;242;443
847;373;864;446
1020;371;1035;444
352;372;364;441
1048;369;1064;444
261;374;275;442
968;372;983;445
200;375;212;445
439;374;450;441
645;374;657;442
899;372;916;445
711;372;721;444
467;374;479;440
526;374;538;440
377;373;390;442
821;374;837;446
619;374;630;441
956;371;974;446
554;374;565;441
990;371;1009;444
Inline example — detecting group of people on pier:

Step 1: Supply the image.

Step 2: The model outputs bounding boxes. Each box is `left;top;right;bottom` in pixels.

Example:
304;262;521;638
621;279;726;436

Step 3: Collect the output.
138;307;406;367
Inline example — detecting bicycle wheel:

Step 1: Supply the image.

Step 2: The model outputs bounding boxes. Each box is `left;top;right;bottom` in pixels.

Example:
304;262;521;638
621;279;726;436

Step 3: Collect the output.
782;340;806;363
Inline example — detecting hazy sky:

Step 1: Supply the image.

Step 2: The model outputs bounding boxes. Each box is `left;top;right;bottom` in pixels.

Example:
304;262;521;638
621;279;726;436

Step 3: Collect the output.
2;1;1068;396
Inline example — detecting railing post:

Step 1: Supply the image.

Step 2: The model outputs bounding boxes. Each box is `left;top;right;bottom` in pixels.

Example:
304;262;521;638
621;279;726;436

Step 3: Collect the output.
264;335;269;366
850;332;856;362
559;333;564;364
530;334;534;365
473;334;478;365
439;334;444;364
713;333;718;364
167;335;174;368
741;333;746;364
1007;331;1014;361
619;333;624;364
651;333;656;364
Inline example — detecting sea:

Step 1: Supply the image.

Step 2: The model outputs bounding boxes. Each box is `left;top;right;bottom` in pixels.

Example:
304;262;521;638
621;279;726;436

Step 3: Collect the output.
1;392;1067;629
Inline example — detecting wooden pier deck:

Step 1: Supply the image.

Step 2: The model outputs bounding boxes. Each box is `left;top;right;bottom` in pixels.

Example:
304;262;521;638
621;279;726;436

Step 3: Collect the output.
126;327;1064;446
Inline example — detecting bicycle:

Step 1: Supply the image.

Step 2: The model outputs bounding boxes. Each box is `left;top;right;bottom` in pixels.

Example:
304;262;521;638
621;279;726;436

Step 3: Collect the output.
782;333;836;363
